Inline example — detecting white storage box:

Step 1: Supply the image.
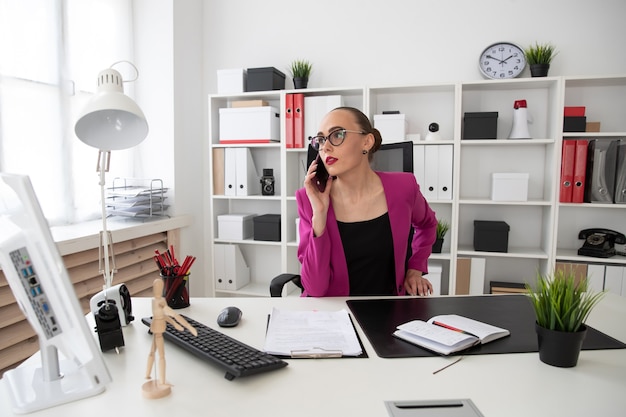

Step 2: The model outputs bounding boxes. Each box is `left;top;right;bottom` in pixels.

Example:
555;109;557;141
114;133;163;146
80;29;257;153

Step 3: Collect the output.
374;114;408;143
427;262;442;296
491;173;529;201
219;106;280;143
217;214;255;240
217;69;246;94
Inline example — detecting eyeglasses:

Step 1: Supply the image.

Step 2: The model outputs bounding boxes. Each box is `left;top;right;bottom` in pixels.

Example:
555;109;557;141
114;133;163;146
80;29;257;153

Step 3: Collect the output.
308;129;366;151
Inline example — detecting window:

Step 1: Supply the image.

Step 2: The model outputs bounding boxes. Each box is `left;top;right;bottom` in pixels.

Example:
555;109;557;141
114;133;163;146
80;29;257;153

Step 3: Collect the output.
0;0;136;225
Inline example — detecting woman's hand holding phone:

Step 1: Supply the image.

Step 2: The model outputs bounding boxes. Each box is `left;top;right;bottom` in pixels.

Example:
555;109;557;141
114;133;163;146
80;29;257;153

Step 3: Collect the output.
304;155;332;222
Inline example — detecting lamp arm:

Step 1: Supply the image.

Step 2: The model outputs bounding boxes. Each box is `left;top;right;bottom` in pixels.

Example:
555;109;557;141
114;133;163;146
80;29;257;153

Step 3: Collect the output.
98;151;116;290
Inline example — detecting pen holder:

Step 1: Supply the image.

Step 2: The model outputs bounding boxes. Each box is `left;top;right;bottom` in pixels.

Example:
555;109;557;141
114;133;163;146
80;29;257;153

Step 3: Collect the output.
161;273;190;309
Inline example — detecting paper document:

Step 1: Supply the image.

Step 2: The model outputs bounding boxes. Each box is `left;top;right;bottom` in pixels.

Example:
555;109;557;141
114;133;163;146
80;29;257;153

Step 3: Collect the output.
263;308;362;357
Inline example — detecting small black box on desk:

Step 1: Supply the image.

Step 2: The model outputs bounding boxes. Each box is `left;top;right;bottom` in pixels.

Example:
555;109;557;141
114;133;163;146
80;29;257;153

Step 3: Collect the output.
246;67;286;92
474;220;509;252
253;214;281;241
463;112;498;139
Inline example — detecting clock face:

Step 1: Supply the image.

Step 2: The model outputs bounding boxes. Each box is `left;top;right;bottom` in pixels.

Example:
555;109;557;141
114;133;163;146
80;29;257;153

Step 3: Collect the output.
479;42;527;79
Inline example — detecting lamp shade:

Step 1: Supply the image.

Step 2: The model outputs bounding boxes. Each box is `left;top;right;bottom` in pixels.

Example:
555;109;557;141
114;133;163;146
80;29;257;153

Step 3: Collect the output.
74;68;148;151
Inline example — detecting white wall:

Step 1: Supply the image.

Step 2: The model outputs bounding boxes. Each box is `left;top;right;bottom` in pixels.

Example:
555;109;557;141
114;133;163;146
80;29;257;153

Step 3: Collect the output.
137;0;626;297
204;0;626;90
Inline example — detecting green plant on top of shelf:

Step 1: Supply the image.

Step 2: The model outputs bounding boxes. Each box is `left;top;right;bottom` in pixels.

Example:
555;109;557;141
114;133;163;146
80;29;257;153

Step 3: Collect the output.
524;42;558;65
289;59;313;79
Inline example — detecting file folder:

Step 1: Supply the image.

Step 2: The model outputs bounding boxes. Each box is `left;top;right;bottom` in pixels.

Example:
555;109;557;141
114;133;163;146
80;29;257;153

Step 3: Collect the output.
212;148;225;195
615;140;626;204
437;145;453;200
224;147;237;196
293;93;305;148
572;139;588;203
423;145;438;200
559;139;576;203
304;95;343;138
214;244;226;290
413;144;425;189
235;147;259;196
214;244;249;290
584;139;618;203
284;94;294;148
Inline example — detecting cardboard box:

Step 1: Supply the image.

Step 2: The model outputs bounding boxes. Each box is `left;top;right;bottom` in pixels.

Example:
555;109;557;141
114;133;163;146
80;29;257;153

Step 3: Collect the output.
217;69;246;94
219;106;280;142
217;214;255;240
563;116;586;132
374;114;408;143
246;67;285;92
253;214;281;241
586;121;601;132
474;220;509;253
491;173;529;201
463;112;498;139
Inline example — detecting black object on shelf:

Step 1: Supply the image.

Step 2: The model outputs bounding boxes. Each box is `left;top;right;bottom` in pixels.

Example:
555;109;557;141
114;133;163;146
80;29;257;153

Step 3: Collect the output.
253;214;281;241
463;112;498;139
473;220;509;252
246;67;285;92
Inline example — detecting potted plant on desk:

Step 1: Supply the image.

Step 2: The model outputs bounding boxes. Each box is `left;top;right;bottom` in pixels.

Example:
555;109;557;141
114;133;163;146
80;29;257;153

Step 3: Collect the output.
525;269;604;367
432;219;449;253
524;41;558;77
289;59;312;89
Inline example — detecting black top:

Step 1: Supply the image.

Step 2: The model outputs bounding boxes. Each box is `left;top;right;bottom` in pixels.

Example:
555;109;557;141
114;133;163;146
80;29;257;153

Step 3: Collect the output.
337;212;396;296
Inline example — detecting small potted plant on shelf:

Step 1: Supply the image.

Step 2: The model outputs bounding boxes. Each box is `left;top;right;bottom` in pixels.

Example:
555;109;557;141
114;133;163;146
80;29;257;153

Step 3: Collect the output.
525;268;604;367
289;59;312;89
524;41;558;77
432;219;449;253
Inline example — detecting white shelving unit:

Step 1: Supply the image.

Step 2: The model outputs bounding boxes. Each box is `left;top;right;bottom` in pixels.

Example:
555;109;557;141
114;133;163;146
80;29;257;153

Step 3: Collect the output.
206;75;626;297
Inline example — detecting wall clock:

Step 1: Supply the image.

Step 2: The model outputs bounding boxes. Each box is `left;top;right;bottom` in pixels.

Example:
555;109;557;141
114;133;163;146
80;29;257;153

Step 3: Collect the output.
479;42;526;79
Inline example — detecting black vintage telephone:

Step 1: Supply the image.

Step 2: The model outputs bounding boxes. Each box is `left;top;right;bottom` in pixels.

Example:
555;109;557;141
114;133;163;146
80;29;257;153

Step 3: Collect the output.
578;228;626;258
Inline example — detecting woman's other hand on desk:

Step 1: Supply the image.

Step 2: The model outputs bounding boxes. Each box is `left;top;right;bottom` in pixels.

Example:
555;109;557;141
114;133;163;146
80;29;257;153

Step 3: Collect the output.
404;269;432;296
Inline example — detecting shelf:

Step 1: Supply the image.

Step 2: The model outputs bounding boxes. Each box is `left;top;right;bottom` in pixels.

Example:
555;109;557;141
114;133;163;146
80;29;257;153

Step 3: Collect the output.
207;75;626;297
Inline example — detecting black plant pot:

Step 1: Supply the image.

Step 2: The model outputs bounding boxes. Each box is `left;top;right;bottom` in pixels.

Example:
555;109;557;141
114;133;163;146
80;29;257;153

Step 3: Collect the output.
530;64;550;77
535;322;587;367
293;77;308;89
432;238;444;253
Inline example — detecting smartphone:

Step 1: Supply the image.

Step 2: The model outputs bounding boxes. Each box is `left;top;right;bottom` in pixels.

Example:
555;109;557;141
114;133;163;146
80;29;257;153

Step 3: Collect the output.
314;154;329;192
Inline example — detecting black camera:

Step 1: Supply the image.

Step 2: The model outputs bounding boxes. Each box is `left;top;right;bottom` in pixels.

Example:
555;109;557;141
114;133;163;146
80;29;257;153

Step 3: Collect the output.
260;168;275;196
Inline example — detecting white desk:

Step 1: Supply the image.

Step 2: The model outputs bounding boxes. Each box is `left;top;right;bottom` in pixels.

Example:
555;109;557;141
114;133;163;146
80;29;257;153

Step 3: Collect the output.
2;294;626;417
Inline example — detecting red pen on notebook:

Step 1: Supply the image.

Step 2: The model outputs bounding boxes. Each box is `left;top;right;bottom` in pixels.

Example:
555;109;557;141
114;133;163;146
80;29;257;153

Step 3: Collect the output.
432;321;479;339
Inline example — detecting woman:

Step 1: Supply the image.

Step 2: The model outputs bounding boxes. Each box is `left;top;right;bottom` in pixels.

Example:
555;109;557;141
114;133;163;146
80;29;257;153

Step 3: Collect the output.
296;107;437;297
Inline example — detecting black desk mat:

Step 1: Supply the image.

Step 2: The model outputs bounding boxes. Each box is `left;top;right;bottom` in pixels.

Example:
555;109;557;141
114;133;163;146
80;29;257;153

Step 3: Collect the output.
346;295;626;358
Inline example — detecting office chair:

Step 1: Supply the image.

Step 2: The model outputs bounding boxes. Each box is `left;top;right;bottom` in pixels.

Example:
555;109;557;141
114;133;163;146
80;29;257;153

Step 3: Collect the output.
269;141;415;297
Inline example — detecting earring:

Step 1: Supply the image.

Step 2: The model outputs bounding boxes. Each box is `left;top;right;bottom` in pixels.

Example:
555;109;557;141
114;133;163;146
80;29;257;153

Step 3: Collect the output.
362;150;368;155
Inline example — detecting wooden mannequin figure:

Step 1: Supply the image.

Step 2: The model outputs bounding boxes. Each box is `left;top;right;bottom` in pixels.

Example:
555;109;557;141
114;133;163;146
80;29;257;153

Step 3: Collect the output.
142;278;197;399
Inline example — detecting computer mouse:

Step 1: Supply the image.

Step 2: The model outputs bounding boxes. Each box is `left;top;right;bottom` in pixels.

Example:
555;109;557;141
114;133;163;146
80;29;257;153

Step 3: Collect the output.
217;306;242;327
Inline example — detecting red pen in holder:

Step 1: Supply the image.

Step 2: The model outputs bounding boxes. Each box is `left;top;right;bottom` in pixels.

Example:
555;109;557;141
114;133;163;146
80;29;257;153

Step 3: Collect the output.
161;273;190;309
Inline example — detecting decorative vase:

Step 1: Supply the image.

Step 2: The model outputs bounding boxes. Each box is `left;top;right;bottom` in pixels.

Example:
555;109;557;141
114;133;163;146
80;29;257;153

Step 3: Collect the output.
432;238;444;253
535;322;587;367
293;77;308;89
530;64;550;77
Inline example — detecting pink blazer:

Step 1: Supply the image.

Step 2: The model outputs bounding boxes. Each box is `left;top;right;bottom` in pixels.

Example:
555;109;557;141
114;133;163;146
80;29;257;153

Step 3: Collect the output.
296;171;437;297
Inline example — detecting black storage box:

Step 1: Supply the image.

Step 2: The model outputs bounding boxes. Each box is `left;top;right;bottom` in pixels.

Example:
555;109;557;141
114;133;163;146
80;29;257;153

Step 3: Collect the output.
474;220;509;252
253;214;281;241
246;67;286;92
463;112;498;139
563;116;587;132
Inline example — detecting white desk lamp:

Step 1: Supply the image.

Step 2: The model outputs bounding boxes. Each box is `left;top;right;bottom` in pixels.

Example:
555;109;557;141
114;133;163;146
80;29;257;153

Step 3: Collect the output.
74;63;148;340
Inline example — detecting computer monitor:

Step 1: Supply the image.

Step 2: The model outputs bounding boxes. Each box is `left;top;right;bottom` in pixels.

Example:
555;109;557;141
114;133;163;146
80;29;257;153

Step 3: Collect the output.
0;173;111;414
370;141;414;173
306;141;414;173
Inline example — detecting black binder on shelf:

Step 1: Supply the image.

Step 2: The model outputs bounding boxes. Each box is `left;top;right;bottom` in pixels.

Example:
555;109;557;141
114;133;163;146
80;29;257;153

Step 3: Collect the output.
346;295;626;358
615;140;626;204
584;139;619;203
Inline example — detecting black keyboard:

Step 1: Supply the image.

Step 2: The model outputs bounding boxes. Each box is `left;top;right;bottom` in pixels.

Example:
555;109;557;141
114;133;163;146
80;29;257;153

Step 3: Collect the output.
141;315;288;380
